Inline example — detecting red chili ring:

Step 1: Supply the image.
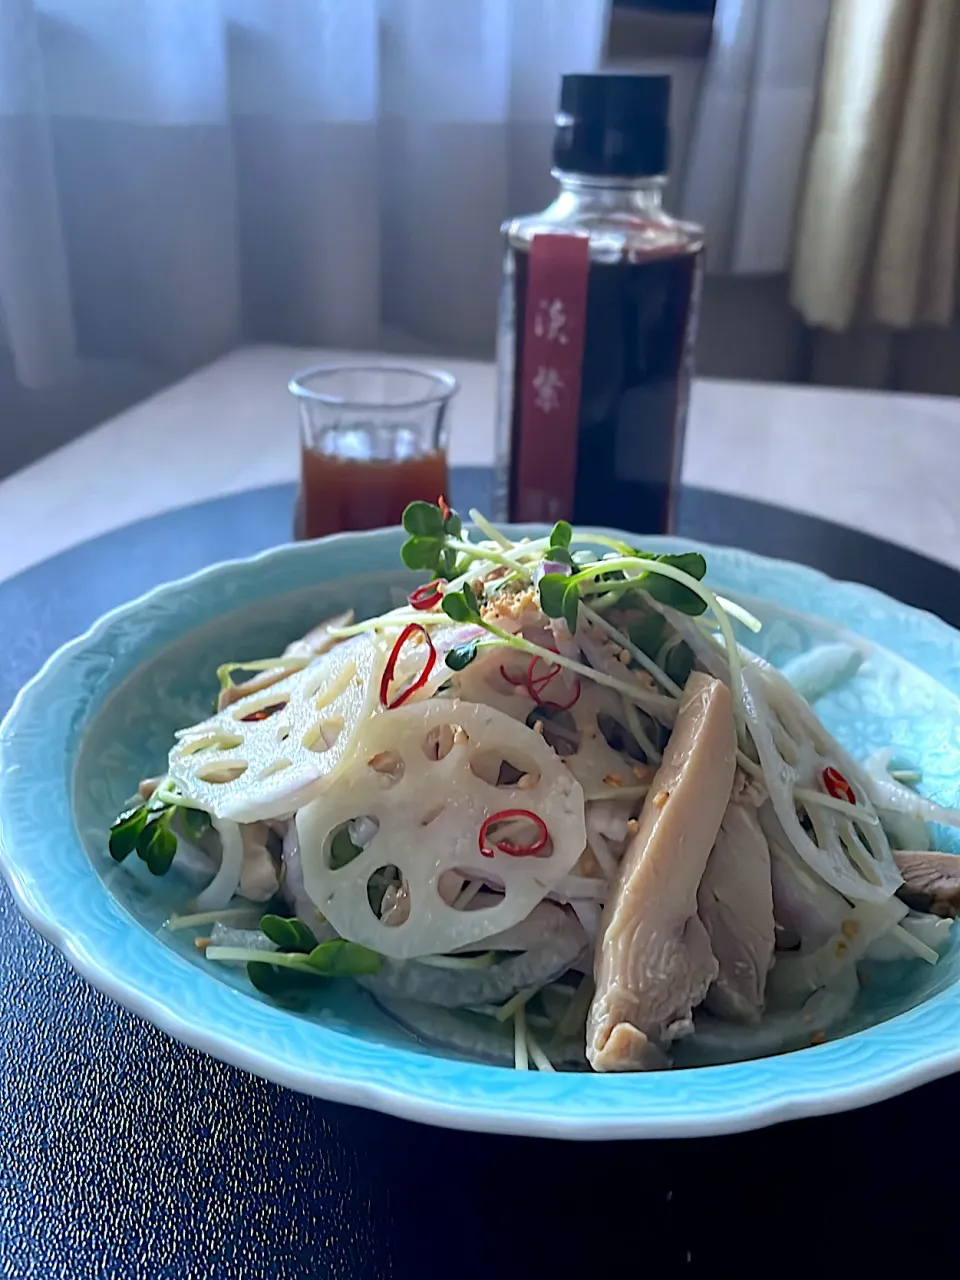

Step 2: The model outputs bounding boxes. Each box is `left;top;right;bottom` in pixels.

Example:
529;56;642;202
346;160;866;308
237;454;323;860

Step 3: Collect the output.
478;809;549;859
535;678;581;712
499;663;527;686
525;652;581;711
438;494;453;522
240;701;287;723
380;623;437;709
527;654;562;691
408;579;443;611
822;765;856;806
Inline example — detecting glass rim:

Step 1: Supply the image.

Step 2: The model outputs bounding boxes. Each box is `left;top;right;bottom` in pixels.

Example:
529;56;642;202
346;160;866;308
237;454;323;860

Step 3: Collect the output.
287;362;459;411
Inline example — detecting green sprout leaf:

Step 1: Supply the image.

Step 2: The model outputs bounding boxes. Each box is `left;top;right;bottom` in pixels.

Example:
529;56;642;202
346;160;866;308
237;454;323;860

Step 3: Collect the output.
401;536;444;572
441;585;481;624
562;582;580;633
445;641;478;672
306;939;382;977
545;546;574;567
549;520;572;549
246;960;316;1007
611;588;645;614
109;804;150;862
443;509;463;538
259;914;318;953
627;613;666;658
664;641;695;687
438;547;458;580
329;827;363;869
402;501;444;537
179;806;213;841
135;816;178;876
661;551;706;582
637;552;708;616
538;573;569;619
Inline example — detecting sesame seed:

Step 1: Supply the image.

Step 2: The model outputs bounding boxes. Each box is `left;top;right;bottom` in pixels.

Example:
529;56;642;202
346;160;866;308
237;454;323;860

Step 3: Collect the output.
603;773;623;788
841;919;859;939
654;790;670;809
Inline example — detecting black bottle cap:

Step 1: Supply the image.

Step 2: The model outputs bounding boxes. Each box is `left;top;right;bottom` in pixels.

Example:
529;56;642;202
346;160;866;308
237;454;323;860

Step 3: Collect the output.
553;74;670;178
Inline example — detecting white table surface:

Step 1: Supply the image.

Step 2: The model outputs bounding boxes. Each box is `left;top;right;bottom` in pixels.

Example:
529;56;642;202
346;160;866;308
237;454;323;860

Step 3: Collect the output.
2;343;959;586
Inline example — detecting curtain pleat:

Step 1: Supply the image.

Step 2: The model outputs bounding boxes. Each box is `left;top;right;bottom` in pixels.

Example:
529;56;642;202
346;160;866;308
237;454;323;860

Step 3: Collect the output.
792;0;960;333
869;0;960;327
679;0;831;274
5;0;957;407
0;0;606;391
0;0;76;388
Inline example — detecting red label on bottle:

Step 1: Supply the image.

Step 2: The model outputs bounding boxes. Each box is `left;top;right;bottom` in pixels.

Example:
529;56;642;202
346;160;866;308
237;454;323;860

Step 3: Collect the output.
513;233;590;522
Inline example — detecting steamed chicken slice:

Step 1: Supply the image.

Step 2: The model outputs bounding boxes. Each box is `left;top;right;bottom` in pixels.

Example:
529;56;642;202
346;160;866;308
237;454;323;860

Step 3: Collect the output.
895;850;960;918
698;798;775;1023
587;674;736;1071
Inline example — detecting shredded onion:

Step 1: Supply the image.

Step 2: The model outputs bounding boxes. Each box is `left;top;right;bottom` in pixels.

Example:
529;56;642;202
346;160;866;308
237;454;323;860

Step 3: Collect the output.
192;817;244;911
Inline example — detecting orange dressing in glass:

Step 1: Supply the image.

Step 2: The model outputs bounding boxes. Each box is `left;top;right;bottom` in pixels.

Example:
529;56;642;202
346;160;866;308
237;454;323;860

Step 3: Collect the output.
295;448;449;539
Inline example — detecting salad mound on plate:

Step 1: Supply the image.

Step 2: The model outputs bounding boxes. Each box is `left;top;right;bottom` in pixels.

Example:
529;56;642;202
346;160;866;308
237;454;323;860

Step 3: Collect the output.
109;503;960;1071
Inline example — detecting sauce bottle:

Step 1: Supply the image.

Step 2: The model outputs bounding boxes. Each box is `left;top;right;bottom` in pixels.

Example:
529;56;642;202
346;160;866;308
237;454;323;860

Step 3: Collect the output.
494;74;704;534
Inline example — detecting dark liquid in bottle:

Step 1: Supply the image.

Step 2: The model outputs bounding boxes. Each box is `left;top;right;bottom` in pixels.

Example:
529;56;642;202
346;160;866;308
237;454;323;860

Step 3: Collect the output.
508;245;701;534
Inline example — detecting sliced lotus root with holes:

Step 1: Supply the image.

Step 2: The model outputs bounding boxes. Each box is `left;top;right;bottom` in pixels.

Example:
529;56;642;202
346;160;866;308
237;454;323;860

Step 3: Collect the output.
742;661;899;901
453;647;537;721
297;698;586;959
168;635;386;823
454;652;643;793
564;682;652;792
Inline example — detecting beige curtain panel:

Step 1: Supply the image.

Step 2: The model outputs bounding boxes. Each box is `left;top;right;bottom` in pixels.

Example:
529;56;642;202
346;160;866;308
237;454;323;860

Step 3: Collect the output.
792;0;960;332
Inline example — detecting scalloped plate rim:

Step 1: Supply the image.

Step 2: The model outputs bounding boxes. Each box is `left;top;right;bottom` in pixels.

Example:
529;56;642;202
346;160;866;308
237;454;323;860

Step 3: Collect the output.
3;524;960;1138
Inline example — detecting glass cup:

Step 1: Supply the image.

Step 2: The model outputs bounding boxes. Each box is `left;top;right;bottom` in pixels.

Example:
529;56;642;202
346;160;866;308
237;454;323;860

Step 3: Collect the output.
289;363;459;539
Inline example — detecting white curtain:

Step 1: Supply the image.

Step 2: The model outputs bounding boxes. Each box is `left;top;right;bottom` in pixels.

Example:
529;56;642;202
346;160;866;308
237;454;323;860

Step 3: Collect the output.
678;0;833;274
0;0;607;395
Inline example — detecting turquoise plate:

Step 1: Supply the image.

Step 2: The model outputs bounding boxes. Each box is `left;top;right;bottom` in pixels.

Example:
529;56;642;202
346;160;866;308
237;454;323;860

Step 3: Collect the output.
2;526;960;1139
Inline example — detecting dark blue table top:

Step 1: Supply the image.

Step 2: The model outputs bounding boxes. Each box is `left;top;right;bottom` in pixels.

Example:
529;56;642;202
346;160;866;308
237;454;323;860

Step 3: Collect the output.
2;473;959;1278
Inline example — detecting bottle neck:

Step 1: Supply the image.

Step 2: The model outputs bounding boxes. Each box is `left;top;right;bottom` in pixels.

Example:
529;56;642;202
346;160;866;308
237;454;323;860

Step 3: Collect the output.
551;170;667;218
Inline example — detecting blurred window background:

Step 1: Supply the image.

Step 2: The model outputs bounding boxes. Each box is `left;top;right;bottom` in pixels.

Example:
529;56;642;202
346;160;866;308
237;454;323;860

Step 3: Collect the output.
1;0;958;476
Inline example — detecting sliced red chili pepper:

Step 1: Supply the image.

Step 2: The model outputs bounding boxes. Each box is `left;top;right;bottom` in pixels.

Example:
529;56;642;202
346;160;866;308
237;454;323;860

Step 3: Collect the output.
240;701;287;722
527;653;562;692
380;623;437;709
407;579;443;611
438;494;453;522
499;662;527;686
822;766;856;806
525;652;581;711
478;809;549;859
